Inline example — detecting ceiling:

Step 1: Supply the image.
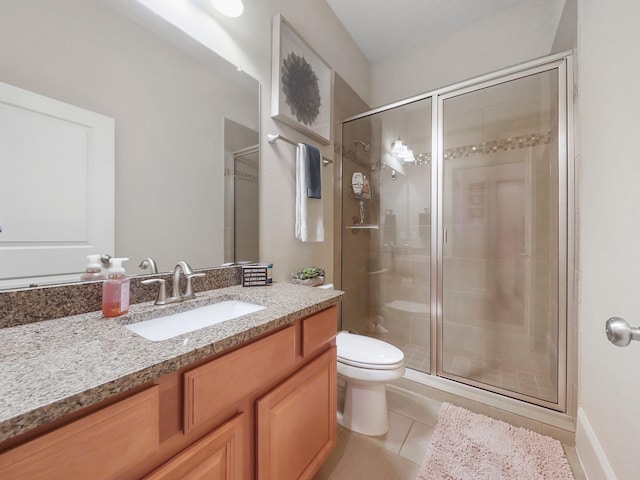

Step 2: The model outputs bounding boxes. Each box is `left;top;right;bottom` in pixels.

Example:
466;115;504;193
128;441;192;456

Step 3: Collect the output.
325;0;529;62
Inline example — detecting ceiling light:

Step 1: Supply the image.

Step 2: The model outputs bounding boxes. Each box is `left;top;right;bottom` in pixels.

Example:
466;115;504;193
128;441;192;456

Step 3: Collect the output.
391;137;404;156
210;0;244;17
402;148;415;163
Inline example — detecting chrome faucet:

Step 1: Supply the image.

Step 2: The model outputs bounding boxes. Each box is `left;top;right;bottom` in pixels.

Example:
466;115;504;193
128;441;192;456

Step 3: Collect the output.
171;261;192;299
171;261;205;301
142;261;205;305
138;257;158;274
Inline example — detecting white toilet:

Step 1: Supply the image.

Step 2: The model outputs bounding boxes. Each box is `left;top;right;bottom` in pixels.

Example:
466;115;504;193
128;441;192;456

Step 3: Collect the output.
336;332;405;436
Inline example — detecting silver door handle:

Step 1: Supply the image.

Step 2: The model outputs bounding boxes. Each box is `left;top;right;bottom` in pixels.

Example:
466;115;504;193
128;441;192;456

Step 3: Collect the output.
605;317;640;347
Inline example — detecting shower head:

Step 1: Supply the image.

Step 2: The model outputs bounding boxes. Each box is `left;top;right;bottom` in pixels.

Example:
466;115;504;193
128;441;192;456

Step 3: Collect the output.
354;140;371;152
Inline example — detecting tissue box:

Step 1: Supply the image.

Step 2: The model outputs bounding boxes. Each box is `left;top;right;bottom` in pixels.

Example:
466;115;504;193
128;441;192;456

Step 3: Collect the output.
242;264;272;287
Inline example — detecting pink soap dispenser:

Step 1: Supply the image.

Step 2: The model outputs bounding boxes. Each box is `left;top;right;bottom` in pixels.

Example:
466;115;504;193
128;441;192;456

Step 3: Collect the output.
102;257;130;318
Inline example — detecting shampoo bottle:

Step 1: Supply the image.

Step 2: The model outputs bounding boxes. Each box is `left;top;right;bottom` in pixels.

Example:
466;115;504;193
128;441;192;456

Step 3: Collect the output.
102;257;130;318
80;254;107;281
362;175;371;198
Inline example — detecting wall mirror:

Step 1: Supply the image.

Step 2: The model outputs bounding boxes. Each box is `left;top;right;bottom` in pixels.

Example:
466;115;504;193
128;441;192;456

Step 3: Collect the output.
0;0;260;290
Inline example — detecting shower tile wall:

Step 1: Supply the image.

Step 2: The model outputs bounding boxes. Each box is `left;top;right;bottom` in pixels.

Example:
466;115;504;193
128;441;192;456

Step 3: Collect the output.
333;74;370;332
341;117;377;332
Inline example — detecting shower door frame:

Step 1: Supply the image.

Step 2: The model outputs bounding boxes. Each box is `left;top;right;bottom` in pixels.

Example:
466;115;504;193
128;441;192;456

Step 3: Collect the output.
341;51;575;415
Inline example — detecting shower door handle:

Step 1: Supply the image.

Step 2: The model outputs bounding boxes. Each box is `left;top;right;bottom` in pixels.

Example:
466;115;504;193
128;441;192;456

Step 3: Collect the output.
605;317;640;347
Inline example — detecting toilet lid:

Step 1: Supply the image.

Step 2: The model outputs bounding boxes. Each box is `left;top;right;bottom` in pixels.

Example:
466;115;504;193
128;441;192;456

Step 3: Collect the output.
336;332;405;370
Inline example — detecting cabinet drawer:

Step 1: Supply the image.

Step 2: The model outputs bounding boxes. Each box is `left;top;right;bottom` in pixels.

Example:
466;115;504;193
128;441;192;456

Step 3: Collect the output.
302;306;337;357
144;412;245;480
0;386;159;480
184;326;296;432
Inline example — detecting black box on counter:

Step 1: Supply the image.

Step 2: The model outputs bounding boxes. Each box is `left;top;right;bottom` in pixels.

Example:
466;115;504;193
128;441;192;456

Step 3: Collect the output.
242;263;272;287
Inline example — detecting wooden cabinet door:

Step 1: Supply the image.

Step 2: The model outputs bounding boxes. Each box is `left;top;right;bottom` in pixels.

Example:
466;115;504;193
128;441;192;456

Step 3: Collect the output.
256;347;337;480
144;413;245;480
0;387;159;480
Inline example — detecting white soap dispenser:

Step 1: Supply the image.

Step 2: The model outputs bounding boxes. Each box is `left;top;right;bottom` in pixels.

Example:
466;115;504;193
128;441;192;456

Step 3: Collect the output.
80;254;107;281
102;257;130;318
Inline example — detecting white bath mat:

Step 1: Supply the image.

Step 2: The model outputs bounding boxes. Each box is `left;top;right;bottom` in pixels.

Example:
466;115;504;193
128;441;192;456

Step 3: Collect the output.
416;403;575;480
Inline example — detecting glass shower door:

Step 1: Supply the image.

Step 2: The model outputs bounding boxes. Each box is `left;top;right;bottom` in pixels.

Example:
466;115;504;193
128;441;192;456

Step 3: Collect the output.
439;69;561;406
341;98;432;373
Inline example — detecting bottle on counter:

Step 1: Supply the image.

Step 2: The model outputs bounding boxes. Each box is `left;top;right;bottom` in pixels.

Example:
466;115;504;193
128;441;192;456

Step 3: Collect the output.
102;257;130;318
80;254;107;281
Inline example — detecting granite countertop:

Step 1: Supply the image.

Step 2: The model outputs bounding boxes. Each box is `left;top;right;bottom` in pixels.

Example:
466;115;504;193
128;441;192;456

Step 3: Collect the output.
0;283;343;443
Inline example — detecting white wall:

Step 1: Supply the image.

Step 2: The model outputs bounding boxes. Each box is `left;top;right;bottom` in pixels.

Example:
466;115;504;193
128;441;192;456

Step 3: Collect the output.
138;0;371;283
370;0;566;107
576;1;640;478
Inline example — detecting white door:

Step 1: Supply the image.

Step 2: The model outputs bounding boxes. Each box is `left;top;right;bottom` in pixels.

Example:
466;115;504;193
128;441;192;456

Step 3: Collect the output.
0;81;114;289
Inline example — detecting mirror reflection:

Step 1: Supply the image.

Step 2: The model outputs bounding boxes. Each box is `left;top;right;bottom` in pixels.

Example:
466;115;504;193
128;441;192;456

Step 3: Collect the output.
0;0;260;290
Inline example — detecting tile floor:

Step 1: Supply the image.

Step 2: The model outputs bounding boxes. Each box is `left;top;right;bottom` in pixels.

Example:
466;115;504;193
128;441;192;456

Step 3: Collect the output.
313;386;586;480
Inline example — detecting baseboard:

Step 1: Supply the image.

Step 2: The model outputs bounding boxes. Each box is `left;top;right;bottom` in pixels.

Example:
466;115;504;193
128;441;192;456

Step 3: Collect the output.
575;408;617;480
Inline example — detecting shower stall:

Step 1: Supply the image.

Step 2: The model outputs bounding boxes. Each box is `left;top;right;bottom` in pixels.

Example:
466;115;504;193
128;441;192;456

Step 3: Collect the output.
340;53;573;412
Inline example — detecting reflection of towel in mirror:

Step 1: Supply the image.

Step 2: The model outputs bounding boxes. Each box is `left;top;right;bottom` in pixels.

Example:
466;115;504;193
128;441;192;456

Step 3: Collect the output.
296;143;324;242
305;143;321;199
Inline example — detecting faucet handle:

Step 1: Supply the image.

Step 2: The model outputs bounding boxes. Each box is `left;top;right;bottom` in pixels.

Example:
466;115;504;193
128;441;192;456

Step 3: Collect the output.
141;278;168;305
183;272;206;300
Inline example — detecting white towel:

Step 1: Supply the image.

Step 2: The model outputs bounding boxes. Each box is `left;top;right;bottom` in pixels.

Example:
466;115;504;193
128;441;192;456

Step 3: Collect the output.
295;143;324;242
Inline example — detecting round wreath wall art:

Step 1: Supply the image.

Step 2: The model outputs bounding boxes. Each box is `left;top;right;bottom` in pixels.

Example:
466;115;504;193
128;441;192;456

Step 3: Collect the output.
281;52;321;126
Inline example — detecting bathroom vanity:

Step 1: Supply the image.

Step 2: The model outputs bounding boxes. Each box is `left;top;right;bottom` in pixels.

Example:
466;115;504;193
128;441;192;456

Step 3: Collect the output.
0;283;342;479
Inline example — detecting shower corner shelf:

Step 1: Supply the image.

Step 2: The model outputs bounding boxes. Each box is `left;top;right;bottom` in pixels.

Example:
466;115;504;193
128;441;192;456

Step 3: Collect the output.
347;185;372;201
349;192;372;201
347;190;377;232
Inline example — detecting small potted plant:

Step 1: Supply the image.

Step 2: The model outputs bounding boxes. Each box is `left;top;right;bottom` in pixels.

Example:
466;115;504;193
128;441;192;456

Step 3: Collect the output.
291;267;325;287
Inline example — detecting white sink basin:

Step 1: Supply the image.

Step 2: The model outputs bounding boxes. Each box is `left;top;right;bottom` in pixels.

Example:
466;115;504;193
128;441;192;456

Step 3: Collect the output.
125;300;266;341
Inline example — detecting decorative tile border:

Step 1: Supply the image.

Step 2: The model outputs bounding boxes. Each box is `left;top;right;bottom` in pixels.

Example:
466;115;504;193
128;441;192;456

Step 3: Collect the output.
412;131;553;166
338;131;552;171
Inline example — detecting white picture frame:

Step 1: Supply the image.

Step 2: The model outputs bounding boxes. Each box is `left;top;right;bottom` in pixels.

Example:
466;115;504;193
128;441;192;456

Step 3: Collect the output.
271;14;333;145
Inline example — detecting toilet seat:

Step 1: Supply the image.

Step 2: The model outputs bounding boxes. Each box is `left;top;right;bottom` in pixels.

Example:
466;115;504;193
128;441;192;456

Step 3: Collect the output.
336;332;405;370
